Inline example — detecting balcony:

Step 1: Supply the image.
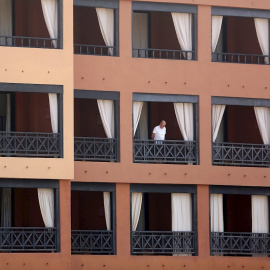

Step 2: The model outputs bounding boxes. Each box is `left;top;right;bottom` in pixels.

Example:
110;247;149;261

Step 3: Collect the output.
0;0;62;49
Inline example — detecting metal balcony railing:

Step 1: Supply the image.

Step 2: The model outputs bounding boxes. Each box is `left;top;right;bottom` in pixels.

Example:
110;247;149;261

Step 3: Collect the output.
213;142;270;167
71;230;114;255
133;139;197;164
133;48;195;60
0;131;60;158
212;52;270;65
0;227;57;252
211;232;270;256
0;36;59;49
132;231;196;255
74;137;117;162
74;44;117;56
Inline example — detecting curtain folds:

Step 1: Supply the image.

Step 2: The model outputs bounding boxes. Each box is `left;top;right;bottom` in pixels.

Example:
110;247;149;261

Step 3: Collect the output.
1;188;12;227
97;100;115;138
103;192;111;231
0;0;12;46
252;195;269;233
171;13;193;60
210;194;224;232
254;18;269;64
212;16;223;52
132;192;143;231
133;101;144;136
41;0;58;48
138;102;148;139
38;188;54;228
96;8;114;55
212;105;226;142
49;93;58;133
254;107;270;145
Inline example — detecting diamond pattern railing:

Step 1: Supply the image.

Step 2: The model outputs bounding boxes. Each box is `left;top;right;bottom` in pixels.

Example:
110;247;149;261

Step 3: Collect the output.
133;139;197;164
213;142;270;167
71;230;114;255
74;137;117;162
132;231;196;255
0;131;60;157
0;227;57;252
211;232;270;256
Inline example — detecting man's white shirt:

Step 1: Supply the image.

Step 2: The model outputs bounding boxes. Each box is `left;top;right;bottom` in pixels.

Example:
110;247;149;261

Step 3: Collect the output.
153;125;166;140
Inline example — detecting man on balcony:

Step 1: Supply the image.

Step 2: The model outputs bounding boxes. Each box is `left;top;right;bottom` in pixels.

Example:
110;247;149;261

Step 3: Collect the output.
152;120;166;143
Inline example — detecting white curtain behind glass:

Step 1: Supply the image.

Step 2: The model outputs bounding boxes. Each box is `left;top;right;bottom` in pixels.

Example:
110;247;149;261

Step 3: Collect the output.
49;94;58;133
252;195;269;233
96;8;114;55
103;192;111;231
254;18;269;64
212;16;223;52
171;13;193;60
254;107;270;145
212;105;226;142
1;188;12;227
132;192;143;231
138;102;148;139
133;102;144;136
38;188;54;227
210;194;224;232
41;0;58;48
133;13;148;57
0;0;12;46
171;193;192;256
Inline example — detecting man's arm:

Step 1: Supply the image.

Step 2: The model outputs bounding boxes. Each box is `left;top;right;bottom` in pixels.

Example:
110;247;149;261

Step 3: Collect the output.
151;132;155;140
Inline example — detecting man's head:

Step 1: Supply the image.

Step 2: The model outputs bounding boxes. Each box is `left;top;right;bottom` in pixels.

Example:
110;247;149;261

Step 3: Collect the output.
159;120;166;128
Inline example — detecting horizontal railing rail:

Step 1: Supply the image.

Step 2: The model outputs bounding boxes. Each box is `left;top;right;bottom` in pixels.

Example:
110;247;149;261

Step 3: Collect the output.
0;131;60;158
133;48;195;60
0;35;59;49
74;44;117;56
212;52;270;65
74;137;117;162
132;231;196;255
213;142;270;167
71;230;114;254
211;232;270;256
133;139;197;164
0;227;57;252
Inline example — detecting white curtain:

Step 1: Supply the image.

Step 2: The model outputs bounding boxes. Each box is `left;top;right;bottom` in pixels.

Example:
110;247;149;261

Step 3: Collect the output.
1;188;12;227
103;192;111;231
96;8;114;55
212;105;226;142
97;100;115;138
210;194;224;232
252;195;269;233
254;107;270;145
132;192;143;231
49;93;58;133
254;18;269;64
133;102;144;136
138;102;148;139
6;94;11;132
133;13;149;57
38;188;54;228
171;13;193;60
171;193;192;256
0;0;12;46
41;0;58;48
174;103;194;141
212;16;223;52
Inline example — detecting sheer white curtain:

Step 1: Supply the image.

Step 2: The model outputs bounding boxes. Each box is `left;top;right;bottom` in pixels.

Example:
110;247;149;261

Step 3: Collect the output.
254;107;270;145
133;102;144;136
38;188;54;227
132;192;143;231
212;105;226;142
6;94;11;132
252;195;269;233
171;193;192;256
212;16;223;52
41;0;58;48
138;102;148;139
1;188;12;227
103;192;111;231
133;13;149;57
97;100;115;138
254;18;269;64
0;0;12;46
49;94;58;133
171;13;193;60
210;194;224;232
96;8;114;55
